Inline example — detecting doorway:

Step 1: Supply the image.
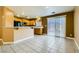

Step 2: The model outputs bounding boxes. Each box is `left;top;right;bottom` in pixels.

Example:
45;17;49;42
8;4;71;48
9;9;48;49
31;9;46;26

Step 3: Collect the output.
47;15;66;37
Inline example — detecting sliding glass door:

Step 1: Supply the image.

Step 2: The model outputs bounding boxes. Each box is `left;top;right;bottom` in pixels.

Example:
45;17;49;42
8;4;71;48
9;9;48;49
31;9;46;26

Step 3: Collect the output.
47;17;56;36
47;15;66;37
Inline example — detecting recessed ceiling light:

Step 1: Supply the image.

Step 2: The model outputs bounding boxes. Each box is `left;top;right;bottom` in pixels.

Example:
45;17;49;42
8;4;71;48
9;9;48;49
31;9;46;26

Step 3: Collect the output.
52;12;55;14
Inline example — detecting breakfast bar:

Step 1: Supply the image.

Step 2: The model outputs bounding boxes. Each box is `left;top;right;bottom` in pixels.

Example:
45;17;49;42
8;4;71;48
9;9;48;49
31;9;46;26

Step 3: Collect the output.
14;27;34;43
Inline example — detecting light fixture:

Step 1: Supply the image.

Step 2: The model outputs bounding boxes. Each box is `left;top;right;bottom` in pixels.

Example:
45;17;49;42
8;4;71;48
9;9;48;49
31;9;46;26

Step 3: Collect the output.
36;16;41;21
52;12;55;14
26;16;30;19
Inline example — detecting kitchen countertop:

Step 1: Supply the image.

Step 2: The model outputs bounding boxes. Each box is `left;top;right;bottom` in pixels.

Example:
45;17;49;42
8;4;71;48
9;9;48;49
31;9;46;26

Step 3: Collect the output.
34;26;43;28
14;26;43;29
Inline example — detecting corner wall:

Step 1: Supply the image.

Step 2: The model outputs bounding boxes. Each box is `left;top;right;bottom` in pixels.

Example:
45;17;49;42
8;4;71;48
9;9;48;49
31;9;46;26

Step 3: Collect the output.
74;7;79;48
66;12;74;37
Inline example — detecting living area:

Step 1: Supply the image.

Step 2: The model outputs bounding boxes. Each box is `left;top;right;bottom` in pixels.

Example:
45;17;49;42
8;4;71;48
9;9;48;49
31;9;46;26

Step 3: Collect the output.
0;6;79;53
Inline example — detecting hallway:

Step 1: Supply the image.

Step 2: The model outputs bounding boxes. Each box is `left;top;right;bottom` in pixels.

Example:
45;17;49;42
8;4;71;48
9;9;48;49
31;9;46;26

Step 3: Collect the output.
0;35;76;53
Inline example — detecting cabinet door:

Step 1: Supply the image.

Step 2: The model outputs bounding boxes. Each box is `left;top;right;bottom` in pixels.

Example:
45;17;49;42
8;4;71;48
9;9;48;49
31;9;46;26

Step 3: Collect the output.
4;8;14;28
2;28;14;42
34;28;43;35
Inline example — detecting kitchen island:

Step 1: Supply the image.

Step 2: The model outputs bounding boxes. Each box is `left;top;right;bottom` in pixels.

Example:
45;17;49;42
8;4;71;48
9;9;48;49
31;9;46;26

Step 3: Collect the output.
14;27;34;43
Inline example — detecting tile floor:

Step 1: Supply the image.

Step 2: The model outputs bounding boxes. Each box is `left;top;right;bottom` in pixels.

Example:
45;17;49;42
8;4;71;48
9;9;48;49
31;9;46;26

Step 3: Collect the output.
0;35;77;53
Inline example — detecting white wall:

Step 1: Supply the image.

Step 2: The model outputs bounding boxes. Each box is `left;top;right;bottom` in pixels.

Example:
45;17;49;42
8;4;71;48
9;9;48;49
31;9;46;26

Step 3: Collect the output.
74;7;79;46
14;28;34;43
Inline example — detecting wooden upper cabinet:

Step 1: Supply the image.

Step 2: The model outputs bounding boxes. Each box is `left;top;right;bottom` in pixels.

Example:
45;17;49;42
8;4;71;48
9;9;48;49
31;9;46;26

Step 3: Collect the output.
29;20;36;26
23;19;29;25
14;17;22;22
23;19;36;26
3;7;14;28
14;17;36;26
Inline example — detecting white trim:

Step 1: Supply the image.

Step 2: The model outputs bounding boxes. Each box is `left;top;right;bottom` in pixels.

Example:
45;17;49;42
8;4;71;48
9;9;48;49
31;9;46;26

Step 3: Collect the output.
3;36;34;44
66;37;74;40
1;38;13;44
73;39;79;50
3;42;13;44
14;36;34;44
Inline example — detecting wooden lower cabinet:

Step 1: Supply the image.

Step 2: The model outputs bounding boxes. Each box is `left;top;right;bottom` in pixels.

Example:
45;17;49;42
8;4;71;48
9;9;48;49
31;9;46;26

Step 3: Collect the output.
0;39;3;46
34;28;43;35
2;28;14;42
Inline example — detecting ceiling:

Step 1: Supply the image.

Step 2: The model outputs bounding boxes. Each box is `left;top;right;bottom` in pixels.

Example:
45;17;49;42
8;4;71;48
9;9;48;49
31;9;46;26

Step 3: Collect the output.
8;6;75;18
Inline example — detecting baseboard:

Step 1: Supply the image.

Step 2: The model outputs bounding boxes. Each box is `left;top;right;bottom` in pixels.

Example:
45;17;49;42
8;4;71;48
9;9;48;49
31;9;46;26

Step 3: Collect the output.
66;37;79;51
73;39;79;51
3;36;34;44
66;37;74;40
14;36;34;44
